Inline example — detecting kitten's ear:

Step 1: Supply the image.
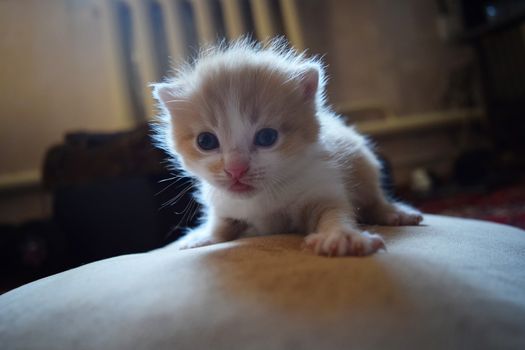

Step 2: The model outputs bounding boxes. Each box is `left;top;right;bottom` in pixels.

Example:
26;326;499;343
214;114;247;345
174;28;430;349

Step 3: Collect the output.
151;82;182;108
299;65;320;101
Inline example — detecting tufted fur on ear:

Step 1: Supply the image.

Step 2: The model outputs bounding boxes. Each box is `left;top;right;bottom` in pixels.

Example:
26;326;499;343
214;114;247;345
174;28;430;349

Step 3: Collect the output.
149;82;184;160
299;65;320;102
151;82;183;110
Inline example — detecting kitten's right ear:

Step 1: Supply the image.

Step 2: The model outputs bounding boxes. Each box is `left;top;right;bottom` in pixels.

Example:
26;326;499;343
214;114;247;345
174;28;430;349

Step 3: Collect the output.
151;82;181;108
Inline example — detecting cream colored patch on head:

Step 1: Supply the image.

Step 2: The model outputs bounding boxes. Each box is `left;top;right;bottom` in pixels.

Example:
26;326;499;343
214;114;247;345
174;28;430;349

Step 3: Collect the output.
207;159;224;175
168;101;203;164
170;62;319;161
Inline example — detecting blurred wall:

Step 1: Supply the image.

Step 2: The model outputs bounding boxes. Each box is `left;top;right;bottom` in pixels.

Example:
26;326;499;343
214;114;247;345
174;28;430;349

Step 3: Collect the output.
301;0;476;115
0;0;134;186
298;0;482;186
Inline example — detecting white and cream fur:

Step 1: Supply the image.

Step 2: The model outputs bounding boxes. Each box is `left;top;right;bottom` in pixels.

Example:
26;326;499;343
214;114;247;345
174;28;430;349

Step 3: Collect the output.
152;38;422;256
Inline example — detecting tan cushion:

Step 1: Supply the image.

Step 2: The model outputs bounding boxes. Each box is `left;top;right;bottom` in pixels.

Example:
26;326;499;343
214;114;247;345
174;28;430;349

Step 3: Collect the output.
1;214;525;349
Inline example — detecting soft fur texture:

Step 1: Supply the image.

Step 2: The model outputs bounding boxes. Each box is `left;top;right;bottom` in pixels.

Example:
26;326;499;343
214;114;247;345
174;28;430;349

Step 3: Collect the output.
151;38;422;256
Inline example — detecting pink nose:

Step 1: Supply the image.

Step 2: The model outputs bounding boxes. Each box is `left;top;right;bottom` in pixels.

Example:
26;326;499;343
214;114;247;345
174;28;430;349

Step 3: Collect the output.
224;162;249;180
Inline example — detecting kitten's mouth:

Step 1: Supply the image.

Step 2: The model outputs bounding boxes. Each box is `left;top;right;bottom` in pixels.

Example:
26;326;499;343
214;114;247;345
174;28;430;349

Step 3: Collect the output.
228;180;255;194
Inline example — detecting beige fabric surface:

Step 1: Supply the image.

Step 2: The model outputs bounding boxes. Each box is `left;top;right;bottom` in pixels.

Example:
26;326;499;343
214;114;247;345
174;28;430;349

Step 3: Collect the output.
1;214;525;349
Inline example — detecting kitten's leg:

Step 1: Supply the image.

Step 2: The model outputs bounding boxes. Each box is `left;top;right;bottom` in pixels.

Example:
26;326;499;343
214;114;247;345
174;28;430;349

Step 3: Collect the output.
174;217;248;250
304;203;385;256
348;147;423;226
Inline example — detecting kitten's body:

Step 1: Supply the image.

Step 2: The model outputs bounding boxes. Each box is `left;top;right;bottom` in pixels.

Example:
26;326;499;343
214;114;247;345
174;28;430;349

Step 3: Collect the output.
153;39;422;256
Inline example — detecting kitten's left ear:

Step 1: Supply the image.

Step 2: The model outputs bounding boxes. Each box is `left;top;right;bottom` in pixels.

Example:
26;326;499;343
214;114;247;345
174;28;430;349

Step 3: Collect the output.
299;65;320;101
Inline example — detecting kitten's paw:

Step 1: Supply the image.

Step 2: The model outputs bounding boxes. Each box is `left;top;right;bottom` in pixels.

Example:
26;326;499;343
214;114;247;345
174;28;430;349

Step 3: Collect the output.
304;230;385;257
384;210;423;226
173;233;219;250
371;203;423;226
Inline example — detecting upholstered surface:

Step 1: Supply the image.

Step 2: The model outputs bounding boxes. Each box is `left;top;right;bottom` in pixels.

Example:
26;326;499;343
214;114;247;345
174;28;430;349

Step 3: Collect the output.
1;215;525;349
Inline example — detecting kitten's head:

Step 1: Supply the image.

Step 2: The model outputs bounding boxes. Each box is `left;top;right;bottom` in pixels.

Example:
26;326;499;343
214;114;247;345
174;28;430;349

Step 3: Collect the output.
152;39;326;197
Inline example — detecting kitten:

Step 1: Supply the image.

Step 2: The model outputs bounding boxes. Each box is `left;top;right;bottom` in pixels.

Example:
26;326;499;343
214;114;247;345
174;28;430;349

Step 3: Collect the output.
152;38;422;257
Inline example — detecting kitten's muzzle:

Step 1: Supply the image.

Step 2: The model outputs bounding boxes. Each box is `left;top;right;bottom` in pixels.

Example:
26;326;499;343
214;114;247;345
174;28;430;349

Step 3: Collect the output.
223;158;255;194
228;181;254;193
224;162;250;181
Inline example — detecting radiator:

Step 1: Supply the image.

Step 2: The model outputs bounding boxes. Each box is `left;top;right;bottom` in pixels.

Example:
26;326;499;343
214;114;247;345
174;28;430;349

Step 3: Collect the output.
107;0;304;120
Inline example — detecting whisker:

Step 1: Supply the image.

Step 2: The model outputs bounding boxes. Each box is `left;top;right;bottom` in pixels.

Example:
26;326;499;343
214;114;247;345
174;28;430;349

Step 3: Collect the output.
178;197;197;227
158;175;182;183
160;182;195;210
188;200;200;223
175;195;193;215
155;176;190;196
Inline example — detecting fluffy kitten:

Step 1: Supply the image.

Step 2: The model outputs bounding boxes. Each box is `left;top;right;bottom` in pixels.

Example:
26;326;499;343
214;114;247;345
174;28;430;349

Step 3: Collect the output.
152;39;422;256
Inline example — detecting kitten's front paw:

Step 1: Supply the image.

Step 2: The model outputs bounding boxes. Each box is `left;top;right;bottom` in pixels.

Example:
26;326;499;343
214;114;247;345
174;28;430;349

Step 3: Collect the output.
173;233;219;250
371;203;423;226
304;230;385;257
386;203;423;226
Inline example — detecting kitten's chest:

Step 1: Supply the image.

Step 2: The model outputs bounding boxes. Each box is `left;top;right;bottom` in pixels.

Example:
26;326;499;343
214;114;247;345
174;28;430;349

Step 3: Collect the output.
248;210;294;235
217;199;306;236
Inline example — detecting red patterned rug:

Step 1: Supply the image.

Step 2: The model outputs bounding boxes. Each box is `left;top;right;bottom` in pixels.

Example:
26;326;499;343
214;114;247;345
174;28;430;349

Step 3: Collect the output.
413;181;525;230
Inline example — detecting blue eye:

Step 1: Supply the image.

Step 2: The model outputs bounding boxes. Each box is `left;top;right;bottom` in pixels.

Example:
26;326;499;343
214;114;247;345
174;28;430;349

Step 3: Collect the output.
254;128;278;147
197;132;219;151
